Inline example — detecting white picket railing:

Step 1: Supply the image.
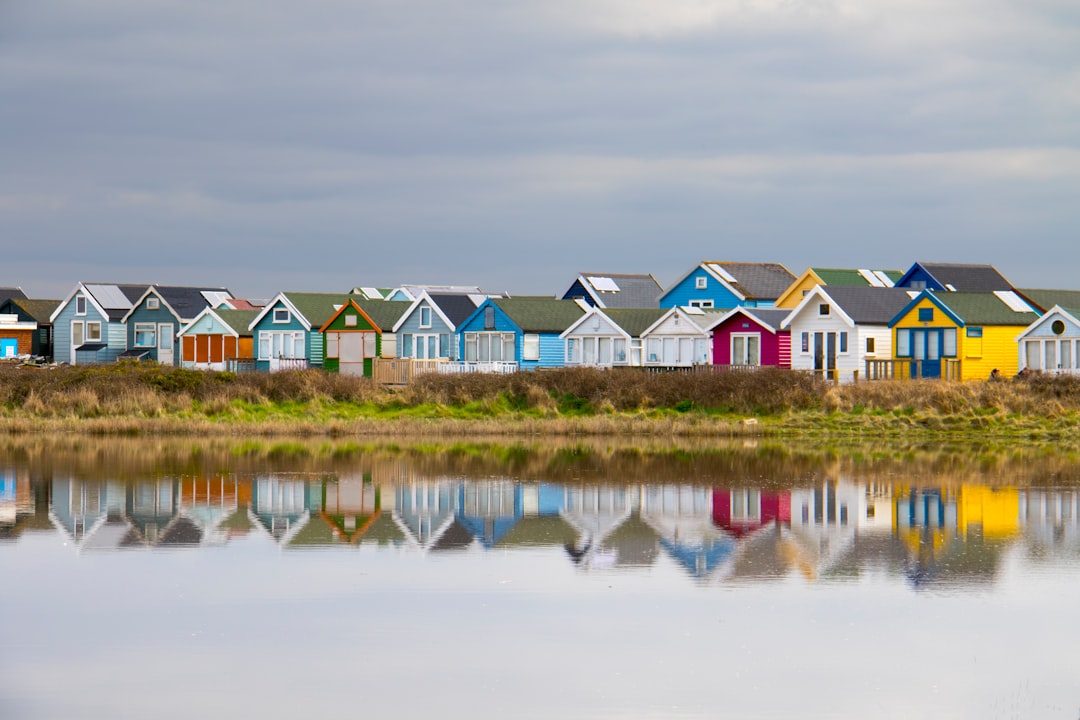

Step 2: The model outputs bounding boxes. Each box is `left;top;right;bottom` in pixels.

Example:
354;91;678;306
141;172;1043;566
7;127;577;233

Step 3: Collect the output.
438;361;519;375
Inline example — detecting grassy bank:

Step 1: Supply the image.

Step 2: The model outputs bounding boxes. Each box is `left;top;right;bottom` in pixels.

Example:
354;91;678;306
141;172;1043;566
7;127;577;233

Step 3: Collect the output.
1;362;1079;438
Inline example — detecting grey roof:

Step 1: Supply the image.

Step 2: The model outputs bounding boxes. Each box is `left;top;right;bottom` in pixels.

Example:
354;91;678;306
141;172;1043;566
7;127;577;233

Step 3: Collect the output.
711;262;795;301
571;272;663;308
734;307;791;330
820;287;917;324
84;283;151;321
428;293;481;327
917;263;1014;292
153;286;232;321
0;287;27;304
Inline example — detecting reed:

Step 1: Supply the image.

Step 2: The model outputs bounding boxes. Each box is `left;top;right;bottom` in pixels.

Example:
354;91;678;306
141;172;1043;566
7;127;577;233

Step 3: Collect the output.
2;363;1080;437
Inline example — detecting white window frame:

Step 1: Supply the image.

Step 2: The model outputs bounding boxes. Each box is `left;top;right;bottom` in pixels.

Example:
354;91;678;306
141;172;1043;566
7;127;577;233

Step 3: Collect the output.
258;330;306;360
689;299;714;309
134;323;157;347
695;276;707;289
147;297;160;310
522;334;540;361
731;333;760;366
419;306;432;329
344;315;357;327
86;322;102;342
75;295;87;316
272;308;291;324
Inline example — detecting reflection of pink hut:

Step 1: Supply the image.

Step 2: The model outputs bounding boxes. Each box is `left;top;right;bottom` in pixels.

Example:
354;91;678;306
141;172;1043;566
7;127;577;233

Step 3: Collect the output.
712;488;791;538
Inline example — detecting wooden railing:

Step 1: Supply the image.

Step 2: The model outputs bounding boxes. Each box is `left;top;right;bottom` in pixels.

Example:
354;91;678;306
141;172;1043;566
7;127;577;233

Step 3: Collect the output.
269;357;308;372
864;359;917;380
372;358;451;385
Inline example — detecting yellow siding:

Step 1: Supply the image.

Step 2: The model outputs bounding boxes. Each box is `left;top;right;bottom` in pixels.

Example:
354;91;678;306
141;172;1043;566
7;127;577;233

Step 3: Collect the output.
891;298;958;331
776;272;823;309
960;325;1024;380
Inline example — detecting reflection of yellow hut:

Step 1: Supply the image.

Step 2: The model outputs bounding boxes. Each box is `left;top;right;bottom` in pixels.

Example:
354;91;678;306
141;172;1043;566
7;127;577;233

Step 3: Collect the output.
957;486;1019;539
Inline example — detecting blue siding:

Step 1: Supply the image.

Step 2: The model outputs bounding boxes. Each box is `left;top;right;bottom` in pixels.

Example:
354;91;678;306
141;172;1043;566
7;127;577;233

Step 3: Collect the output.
534;333;564;369
895;265;944;291
52;292;122;365
398;299;458;359
125;301;180;364
659;267;743;309
561;279;597;306
456;300;519;361
252;299;312;371
308;332;324;367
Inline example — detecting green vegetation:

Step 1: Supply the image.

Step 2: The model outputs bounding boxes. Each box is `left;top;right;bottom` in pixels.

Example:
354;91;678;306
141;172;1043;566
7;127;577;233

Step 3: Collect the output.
1;362;1079;439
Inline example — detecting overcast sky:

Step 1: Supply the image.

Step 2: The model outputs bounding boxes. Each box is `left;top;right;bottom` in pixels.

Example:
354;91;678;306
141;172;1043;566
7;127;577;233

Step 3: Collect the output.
2;0;1078;300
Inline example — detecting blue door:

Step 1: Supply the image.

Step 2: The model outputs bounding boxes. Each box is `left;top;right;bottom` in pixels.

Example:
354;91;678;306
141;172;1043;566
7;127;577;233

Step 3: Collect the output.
0;338;17;358
908;329;943;378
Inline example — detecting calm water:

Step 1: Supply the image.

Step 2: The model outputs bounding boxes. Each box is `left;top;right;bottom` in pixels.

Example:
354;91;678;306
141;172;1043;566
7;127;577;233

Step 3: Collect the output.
2;437;1080;720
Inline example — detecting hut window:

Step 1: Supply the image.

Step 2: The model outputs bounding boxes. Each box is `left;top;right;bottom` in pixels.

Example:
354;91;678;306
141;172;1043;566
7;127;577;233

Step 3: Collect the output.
345;315;357;327
523;334;540;361
484;306;495;330
695;276;707;289
918;308;934;322
943;328;957;356
818;304;830;316
801;332;809;353
75;296;87;316
147;298;160;310
273;308;290;324
865;337;875;354
690;299;713;309
966;327;983;338
134;323;156;347
1052;319;1066;336
839;332;848;353
419;307;432;328
86;322;102;342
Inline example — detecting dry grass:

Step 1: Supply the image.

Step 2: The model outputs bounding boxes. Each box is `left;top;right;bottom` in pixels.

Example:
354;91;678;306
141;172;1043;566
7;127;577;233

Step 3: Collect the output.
2;362;1080;438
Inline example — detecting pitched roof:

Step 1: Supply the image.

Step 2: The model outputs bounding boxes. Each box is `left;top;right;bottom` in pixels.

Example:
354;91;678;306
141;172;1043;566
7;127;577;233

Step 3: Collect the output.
933;291;1039;326
84;283;151;320
906;262;1014;292
602;308;669;337
352;298;413;330
0;287;27;304
280;292;354;327
707;262;796;300
427;293;481;326
493;297;586;333
819;287;917;324
151;286;233;321
811;268;903;287
3;298;61;322
1017;289;1080;314
214;309;260;334
569;272;663;308
737;307;790;328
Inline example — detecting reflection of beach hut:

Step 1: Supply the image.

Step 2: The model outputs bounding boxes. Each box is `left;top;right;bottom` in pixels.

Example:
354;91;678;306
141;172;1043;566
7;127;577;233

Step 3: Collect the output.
456;481;523;548
712;488;791;539
393;480;460;550
251;475;314;542
641;486;735;578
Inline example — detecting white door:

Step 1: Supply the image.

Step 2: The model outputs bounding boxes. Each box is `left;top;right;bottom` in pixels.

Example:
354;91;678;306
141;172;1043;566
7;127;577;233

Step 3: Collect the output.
158;323;175;365
71;321;84;364
340;333;366;376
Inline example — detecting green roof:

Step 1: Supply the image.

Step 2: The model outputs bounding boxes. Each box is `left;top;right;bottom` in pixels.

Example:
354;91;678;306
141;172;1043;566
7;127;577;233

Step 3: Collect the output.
494;297;586;333
1018;289;1080;313
352;299;413;331
286;515;342;547
602;308;668;337
355;514;407;545
813;268;903;286
7;298;61;322
214;309;260;334
281;292;354;327
935;292;1038;326
495;516;579;547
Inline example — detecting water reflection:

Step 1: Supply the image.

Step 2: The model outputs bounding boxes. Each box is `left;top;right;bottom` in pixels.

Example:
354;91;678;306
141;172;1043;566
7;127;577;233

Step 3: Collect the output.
7;455;1080;592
